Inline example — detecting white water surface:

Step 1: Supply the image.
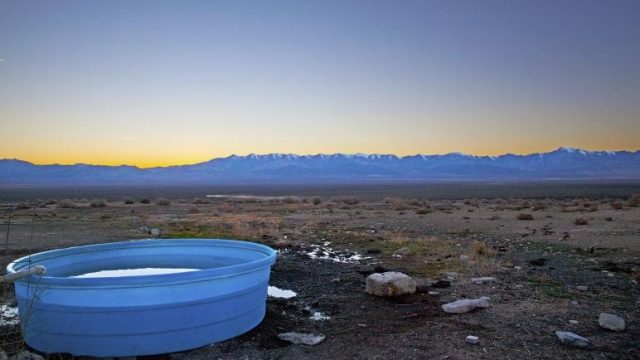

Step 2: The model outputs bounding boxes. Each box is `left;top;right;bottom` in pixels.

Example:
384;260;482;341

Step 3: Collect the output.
71;268;199;278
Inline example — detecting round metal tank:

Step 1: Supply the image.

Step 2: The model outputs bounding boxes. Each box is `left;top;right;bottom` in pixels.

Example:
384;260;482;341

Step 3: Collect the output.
6;239;277;357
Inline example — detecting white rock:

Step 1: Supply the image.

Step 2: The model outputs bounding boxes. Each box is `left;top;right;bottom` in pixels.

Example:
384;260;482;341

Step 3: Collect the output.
569;320;579;325
278;332;325;345
442;297;490;314
576;286;588;291
459;255;470;262
365;271;417;297
428;291;440;296
599;313;625;332
465;335;480;344
555;331;590;348
150;228;161;236
471;277;496;285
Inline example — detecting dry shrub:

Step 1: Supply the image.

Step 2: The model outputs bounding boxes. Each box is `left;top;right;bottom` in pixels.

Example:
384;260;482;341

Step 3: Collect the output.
123;197;135;205
610;201;623;210
588;203;598;212
90;199;107;208
192;198;210;205
155;198;170;206
517;213;534;220
312;197;322;205
562;206;585;213
44;199;57;205
532;201;547;211
386;197;410;211
416;208;430;215
282;197;298;204
140;198;151;204
15;202;31;210
187;207;200;214
629;194;640;207
58;199;76;208
335;197;358;205
574;217;588;225
464;198;480;207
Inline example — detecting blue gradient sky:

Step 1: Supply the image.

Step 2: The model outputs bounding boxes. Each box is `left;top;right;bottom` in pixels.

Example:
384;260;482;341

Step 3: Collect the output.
1;0;639;166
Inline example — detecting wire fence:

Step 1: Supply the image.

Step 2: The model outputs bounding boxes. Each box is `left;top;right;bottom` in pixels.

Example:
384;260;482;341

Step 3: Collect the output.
1;202;45;356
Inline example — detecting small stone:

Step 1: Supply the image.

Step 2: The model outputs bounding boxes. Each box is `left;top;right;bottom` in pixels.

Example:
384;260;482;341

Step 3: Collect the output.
278;332;325;346
555;331;590;348
149;228;161;237
330;278;341;283
393;247;412;257
471;277;496;285
444;272;458;281
442;297;490;314
465;335;480;344
576;286;588;291
569;320;579;325
514;266;522;270
459;255;470;262
365;272;417;296
599;313;625;332
428;291;440;296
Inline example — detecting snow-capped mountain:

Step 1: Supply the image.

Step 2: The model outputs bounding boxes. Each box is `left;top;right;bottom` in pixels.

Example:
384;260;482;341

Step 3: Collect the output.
1;147;639;186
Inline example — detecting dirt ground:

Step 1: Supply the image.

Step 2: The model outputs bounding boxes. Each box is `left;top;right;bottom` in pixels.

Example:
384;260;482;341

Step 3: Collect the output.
1;194;639;359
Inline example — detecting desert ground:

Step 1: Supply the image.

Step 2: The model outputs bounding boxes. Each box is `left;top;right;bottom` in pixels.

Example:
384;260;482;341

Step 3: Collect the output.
1;186;639;359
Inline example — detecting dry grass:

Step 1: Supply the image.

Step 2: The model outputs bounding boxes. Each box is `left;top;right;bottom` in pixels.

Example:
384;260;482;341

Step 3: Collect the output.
629;194;640;208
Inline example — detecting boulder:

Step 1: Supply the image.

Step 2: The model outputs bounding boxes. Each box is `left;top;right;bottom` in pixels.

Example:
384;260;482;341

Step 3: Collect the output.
599;313;625;332
442;297;490;314
365;272;417;297
555;331;590;348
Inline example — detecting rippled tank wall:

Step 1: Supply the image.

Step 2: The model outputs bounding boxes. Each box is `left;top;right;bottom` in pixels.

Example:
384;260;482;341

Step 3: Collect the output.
7;239;277;357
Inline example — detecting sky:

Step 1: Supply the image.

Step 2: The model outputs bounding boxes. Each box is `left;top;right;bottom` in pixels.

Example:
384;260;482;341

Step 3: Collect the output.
1;0;639;167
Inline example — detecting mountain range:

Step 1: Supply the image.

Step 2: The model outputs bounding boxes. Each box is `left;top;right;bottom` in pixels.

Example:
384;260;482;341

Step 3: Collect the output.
1;147;639;186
